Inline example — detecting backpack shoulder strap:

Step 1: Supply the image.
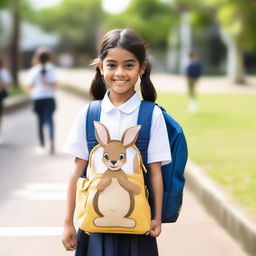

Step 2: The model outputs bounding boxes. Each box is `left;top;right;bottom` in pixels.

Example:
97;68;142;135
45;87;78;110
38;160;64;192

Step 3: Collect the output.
82;100;102;177
136;100;155;166
86;100;102;153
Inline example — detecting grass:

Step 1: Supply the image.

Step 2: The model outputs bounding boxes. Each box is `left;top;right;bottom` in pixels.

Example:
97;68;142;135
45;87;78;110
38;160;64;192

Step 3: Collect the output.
158;93;256;217
8;86;25;96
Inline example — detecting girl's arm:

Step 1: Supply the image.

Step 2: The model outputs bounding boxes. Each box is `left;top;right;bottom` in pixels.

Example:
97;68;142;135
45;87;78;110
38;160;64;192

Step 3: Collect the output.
0;78;9;90
149;162;163;237
0;81;8;89
62;157;87;251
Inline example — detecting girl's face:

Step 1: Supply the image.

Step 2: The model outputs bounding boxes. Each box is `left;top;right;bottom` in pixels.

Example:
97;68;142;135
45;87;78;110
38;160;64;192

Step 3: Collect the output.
98;47;146;98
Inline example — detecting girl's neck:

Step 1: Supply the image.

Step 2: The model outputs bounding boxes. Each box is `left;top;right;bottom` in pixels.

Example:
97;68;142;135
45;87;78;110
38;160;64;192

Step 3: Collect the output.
108;90;135;107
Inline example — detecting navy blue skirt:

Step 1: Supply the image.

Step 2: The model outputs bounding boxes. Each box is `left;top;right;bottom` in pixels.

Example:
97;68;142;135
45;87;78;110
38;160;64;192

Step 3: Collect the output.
75;229;158;256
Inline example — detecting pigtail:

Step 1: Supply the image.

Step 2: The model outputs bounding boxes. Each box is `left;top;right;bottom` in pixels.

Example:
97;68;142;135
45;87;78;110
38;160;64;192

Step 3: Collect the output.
89;67;106;100
140;62;157;102
41;64;46;76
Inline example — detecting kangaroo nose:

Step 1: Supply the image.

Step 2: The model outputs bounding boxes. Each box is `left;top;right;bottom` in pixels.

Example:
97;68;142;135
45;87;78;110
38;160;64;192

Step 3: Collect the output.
111;160;117;165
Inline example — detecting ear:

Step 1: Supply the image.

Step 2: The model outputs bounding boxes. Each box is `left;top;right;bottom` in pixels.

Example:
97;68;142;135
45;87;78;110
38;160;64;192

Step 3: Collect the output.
94;121;110;147
121;125;141;148
139;61;147;76
97;63;103;75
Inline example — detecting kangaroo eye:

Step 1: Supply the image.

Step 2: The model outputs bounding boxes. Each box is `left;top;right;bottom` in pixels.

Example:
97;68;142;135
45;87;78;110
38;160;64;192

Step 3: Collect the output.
119;153;125;160
103;153;109;160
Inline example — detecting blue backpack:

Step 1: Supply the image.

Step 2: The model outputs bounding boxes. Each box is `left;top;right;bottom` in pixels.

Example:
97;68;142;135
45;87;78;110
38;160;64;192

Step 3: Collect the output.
85;100;188;223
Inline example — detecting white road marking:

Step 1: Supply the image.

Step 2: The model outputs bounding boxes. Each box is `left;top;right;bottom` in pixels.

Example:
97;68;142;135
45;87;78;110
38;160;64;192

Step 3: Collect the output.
13;182;67;200
0;227;63;236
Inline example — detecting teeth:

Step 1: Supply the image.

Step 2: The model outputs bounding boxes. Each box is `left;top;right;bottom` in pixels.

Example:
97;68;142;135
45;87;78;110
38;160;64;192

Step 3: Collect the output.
114;80;126;83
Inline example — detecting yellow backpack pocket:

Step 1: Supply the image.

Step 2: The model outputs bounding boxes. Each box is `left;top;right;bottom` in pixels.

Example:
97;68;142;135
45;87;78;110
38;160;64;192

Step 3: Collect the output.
75;123;151;234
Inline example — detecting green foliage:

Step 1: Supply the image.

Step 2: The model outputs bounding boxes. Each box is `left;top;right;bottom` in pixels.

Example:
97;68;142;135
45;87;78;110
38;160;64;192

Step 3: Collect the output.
0;0;8;8
174;0;256;50
158;92;256;217
29;0;104;55
189;11;213;28
104;0;178;48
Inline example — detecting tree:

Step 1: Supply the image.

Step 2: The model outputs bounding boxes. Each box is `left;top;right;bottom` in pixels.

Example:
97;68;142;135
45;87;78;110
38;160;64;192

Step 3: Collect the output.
9;0;21;87
104;0;178;49
30;0;103;60
172;0;256;83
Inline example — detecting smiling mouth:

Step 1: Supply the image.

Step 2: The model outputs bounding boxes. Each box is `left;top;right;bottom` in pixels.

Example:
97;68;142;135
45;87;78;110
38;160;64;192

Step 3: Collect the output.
112;79;128;84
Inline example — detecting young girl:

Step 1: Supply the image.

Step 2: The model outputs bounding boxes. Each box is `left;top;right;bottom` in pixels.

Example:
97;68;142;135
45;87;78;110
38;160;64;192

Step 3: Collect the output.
27;47;58;154
0;57;11;144
62;29;171;256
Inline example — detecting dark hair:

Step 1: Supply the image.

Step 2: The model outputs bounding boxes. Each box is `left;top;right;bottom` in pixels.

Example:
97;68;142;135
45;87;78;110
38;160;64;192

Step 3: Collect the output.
39;52;50;76
89;29;156;102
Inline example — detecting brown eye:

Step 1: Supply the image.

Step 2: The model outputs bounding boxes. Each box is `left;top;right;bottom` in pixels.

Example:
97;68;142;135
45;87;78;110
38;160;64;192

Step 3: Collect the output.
103;153;109;160
119;153;125;160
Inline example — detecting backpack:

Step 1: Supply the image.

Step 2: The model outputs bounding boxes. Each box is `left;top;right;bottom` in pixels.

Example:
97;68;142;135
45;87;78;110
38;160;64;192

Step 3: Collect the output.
76;122;151;234
85;100;188;223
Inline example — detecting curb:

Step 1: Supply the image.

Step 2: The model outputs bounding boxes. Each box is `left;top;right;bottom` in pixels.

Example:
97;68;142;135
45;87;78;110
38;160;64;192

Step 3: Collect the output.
186;162;256;256
60;84;90;101
3;94;30;114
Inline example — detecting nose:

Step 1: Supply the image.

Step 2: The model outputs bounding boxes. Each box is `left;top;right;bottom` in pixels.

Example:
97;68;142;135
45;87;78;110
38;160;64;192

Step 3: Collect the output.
115;66;126;76
111;160;117;165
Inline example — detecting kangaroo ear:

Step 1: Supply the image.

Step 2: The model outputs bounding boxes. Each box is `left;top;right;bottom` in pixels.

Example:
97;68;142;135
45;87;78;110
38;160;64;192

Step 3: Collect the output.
94;121;110;147
121;125;141;148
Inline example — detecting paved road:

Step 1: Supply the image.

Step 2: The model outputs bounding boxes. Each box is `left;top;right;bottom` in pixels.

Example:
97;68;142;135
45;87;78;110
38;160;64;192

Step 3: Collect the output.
0;90;249;256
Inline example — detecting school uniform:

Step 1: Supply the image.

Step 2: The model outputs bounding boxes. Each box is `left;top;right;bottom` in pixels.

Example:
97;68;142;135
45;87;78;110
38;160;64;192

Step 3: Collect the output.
64;91;171;256
28;63;57;146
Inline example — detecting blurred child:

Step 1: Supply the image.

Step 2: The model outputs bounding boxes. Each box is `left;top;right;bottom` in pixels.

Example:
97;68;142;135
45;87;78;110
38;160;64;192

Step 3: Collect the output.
0;57;12;144
185;50;202;114
27;47;58;154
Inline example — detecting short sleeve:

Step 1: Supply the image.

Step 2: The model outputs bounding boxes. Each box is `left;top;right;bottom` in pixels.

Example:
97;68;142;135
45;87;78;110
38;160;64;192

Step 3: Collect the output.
63;105;89;160
27;67;37;86
47;65;58;83
1;69;12;84
147;106;172;166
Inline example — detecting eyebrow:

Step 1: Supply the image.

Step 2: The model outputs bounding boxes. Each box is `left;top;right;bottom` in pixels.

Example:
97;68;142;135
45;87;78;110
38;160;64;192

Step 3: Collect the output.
106;59;137;63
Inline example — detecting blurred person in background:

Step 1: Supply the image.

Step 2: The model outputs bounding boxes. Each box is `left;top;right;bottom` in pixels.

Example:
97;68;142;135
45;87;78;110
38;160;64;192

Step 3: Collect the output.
0;57;12;144
27;47;58;154
185;50;202;114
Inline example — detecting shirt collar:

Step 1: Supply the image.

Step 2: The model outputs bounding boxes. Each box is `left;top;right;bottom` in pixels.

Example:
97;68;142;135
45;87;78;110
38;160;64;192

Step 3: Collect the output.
101;91;141;114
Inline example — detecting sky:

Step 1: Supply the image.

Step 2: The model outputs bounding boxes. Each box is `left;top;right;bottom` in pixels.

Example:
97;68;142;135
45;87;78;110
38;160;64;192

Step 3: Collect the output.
102;0;130;14
28;0;62;10
28;0;131;13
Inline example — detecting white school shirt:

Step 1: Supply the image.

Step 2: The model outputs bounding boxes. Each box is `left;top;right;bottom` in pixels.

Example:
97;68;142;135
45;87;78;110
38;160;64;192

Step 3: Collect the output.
0;69;12;84
27;63;57;100
63;92;171;174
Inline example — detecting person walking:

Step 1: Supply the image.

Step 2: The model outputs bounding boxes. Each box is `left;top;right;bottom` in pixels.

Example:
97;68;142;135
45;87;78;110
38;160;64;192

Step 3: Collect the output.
62;29;172;256
27;47;58;154
185;50;202;114
0;57;12;144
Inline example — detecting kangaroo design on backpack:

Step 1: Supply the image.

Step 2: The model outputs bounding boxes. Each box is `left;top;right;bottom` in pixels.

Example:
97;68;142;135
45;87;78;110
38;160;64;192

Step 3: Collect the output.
75;121;151;234
92;121;141;228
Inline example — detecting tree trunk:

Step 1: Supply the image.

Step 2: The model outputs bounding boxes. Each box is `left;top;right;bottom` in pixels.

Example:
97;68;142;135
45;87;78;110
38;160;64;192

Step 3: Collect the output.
220;30;246;84
179;11;192;74
9;0;20;87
